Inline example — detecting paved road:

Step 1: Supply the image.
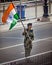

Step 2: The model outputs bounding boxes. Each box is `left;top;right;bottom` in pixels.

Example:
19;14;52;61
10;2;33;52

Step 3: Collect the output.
0;22;52;48
0;22;52;64
0;38;52;64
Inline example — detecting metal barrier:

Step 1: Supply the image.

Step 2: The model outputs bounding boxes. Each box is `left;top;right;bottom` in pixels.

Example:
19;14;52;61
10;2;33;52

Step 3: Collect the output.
1;50;52;65
0;0;52;24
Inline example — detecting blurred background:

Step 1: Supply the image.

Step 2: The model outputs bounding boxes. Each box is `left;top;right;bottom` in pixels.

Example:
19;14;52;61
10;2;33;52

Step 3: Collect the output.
0;0;52;65
0;0;52;24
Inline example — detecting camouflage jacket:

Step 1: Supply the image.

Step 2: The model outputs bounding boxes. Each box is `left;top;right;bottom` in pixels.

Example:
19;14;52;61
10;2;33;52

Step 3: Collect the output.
22;29;34;49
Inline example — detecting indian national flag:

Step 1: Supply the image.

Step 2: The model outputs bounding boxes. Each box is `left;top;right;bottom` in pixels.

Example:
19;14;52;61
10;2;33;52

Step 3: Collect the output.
2;3;19;30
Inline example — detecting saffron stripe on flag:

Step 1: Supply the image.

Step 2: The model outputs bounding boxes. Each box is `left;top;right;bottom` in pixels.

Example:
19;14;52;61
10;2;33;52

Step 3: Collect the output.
2;3;15;24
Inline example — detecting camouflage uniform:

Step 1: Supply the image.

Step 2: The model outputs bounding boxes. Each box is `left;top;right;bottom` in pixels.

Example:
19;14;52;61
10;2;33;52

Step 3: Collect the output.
23;28;34;57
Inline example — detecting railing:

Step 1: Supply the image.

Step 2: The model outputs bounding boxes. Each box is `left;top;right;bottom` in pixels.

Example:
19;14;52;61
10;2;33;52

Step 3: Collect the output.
0;0;52;24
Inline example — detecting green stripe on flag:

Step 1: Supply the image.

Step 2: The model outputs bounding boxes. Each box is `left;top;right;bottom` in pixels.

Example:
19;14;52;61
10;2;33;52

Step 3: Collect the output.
9;19;17;30
9;13;19;30
14;13;19;20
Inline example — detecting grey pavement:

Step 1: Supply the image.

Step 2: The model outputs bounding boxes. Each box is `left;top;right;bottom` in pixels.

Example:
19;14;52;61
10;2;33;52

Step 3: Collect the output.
0;21;52;48
0;38;52;64
0;21;52;64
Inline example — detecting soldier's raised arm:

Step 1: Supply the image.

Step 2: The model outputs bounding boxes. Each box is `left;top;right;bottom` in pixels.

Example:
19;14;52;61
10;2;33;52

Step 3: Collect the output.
22;29;27;35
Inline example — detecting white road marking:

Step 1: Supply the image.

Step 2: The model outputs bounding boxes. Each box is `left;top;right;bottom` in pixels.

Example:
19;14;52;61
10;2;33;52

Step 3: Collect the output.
0;37;23;39
0;50;52;65
0;37;52;50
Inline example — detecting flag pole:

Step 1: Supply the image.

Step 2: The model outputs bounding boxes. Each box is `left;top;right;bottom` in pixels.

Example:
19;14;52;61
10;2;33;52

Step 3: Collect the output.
20;0;25;29
20;0;31;40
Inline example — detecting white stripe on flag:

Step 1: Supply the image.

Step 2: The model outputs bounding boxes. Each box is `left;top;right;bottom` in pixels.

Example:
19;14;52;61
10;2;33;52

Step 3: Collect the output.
7;8;16;23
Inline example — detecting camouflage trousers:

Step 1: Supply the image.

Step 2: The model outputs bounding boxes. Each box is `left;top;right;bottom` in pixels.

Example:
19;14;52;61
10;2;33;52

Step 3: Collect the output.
24;48;32;62
25;48;32;57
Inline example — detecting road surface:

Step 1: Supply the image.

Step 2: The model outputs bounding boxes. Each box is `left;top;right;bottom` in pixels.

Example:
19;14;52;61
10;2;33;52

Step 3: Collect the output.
0;22;52;65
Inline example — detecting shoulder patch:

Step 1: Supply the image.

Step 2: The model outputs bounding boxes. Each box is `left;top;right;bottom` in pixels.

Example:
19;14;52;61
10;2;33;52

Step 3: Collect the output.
30;30;33;32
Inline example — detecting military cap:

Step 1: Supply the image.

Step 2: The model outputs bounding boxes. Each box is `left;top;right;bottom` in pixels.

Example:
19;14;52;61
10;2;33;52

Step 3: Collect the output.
27;23;32;26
